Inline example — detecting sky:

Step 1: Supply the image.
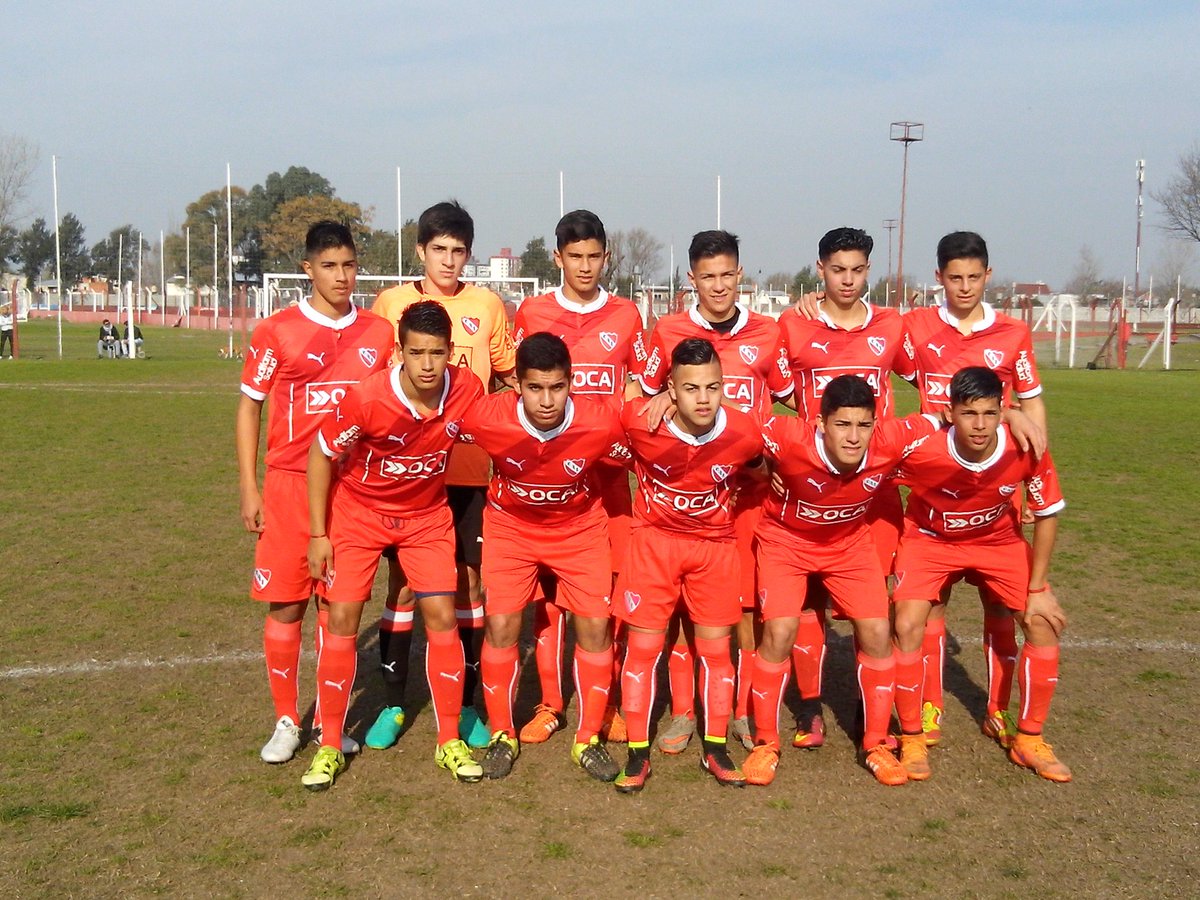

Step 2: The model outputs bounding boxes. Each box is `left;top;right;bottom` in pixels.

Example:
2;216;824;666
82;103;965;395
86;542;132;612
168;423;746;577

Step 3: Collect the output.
3;0;1199;291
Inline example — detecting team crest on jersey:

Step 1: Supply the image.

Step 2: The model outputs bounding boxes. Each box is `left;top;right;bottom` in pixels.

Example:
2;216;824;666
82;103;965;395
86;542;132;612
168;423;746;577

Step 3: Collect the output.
710;464;734;483
563;457;586;477
461;317;481;336
984;348;1004;369
624;590;642;613
999;483;1018;496
253;568;272;591
739;345;759;365
862;474;883;492
358;347;378;368
445;419;462;439
867;336;887;357
599;331;619;352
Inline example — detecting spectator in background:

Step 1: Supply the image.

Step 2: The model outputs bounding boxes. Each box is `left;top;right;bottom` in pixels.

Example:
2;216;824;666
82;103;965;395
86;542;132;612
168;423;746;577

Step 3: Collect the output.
124;322;144;357
98;319;122;358
0;305;13;358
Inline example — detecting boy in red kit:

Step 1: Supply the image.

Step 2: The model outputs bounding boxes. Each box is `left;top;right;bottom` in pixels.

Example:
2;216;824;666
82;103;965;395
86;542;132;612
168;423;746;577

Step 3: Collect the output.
236;221;395;766
456;333;629;782
638;230;794;754
742;376;940;787
614;338;767;792
303;301;485;790
891;367;1070;782
894;231;1047;746
776;227;906;751
510;210;644;745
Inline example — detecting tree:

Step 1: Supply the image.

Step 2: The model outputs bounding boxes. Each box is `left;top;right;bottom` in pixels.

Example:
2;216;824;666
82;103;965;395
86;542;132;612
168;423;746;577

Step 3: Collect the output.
519;237;558;287
260;195;368;272
358;220;419;277
91;225;143;285
1154;145;1200;243
15;218;53;288
792;265;819;296
58;213;90;287
1066;245;1103;297
607;228;664;293
1156;240;1195;296
0;224;17;270
763;271;794;293
162;187;250;285
0;134;38;235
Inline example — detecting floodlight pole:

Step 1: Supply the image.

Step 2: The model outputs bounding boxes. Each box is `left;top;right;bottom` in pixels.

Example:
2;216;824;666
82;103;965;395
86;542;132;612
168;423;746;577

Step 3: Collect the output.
396;167;403;276
890;122;924;306
52;155;63;359
716;175;722;229
226;163;234;358
160;230;165;325
559;171;565;287
883;218;898;305
185;225;191;326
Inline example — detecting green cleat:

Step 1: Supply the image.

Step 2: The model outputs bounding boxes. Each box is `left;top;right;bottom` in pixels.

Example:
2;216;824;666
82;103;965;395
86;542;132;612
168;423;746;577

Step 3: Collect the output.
436;738;483;783
300;746;346;792
459;708;491;749
365;706;406;750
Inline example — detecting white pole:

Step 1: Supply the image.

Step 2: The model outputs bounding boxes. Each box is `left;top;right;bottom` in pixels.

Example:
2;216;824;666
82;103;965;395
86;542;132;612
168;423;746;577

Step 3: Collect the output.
52;155;63;359
1164;296;1177;370
117;233;123;321
160;229;165;325
213;222;218;322
128;235;138;360
559;170;564;218
396;167;403;276
185;225;191;326
226;163;235;358
716;175;722;229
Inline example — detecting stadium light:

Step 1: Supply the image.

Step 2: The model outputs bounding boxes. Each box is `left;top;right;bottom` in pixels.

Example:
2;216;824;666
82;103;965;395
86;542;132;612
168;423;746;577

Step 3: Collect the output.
890;121;924;305
882;218;898;305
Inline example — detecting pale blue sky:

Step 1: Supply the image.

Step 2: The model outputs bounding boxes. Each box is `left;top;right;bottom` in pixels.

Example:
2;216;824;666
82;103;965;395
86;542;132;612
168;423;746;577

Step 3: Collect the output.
3;1;1198;289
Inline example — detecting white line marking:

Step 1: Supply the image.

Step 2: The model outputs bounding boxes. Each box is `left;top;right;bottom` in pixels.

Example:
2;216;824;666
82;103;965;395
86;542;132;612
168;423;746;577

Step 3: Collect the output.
0;383;225;396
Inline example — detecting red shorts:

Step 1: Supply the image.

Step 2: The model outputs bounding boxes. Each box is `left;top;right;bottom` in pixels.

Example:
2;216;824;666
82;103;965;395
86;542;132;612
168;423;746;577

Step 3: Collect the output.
595;463;633;574
733;481;765;611
324;487;457;603
614;525;741;631
866;482;904;574
755;518;889;621
250;468;313;603
481;503;612;618
891;528;1031;611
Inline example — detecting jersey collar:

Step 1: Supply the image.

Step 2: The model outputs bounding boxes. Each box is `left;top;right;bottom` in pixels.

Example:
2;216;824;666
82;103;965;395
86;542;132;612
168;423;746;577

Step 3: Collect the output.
946;423;1008;471
937;300;996;333
554;286;609;315
300;297;359;330
517;396;575;441
390;364;451;419
814;427;870;475
665;406;727;446
688;302;749;336
817;298;873;330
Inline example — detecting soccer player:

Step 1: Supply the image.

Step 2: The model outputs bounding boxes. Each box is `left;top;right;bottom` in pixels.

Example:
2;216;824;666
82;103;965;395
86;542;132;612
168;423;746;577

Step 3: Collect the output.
366;201;517;751
614;338;767;792
894;231;1047;745
742;375;940;787
510;209;645;745
890;367;1070;782
304;300;485;790
638;230;794;754
776;226;906;751
456;332;629;781
236;221;394;766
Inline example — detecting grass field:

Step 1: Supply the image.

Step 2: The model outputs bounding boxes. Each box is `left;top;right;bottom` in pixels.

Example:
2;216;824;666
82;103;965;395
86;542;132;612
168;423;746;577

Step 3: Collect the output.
1;320;1198;898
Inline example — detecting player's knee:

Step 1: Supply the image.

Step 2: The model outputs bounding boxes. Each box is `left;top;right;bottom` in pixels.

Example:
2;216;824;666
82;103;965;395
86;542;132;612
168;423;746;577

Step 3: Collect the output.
484;614;520;649
1021;615;1060;647
574;616;612;653
854;618;892;657
759;619;796;663
326;602;363;637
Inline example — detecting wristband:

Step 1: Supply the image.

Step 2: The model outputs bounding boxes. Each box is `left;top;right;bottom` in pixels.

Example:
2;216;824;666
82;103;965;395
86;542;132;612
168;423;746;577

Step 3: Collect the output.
310;533;327;539
1028;583;1049;594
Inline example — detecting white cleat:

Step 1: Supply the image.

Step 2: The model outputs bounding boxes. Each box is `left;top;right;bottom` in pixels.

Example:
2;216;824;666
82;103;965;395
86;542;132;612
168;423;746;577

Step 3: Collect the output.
312;727;360;756
260;715;302;763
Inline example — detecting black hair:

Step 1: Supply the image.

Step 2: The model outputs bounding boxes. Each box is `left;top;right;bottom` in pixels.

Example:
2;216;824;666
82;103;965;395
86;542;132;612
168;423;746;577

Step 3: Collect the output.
398;299;452;345
417;201;474;253
670;336;719;370
688;230;739;268
818;227;873;261
555;209;606;250
819;375;877;418
305;220;356;259
516;332;571;379
949;366;1004;405
937;231;989;269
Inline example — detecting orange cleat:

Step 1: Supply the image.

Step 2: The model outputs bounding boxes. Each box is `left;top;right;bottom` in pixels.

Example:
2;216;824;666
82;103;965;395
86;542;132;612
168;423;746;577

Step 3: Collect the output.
600;706;627;743
862;743;908;786
1009;734;1072;783
743;742;781;786
519;704;565;744
899;733;932;781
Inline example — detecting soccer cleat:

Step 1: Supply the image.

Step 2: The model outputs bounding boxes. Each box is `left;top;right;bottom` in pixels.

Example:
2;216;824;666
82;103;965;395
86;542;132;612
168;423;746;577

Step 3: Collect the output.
656;714;695;755
260;715;302;764
1009;734;1073;783
614;747;651;793
364;706;407;750
981;709;1018;750
481;731;519;780
899;733;932;781
459;708;491;749
519;704;565;744
435;738;484;783
700;742;746;787
573;737;621;783
743;742;781;786
792;705;826;750
730;715;755;751
862;743;909;786
600;706;627;743
921;702;944;746
311;727;361;756
300;746;345;791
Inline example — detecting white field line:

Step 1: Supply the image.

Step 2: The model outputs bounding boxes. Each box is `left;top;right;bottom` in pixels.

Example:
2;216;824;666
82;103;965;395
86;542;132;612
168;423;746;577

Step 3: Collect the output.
0;383;227;395
0;634;1195;681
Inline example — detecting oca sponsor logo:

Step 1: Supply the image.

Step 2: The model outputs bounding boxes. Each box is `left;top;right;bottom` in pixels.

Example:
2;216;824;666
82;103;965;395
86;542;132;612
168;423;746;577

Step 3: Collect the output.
649;483;721;516
305;381;352;415
722;375;755;407
923;372;953;404
379;450;448;479
812;366;882;397
505;479;581;505
943;501;1010;532
572;364;616;394
793;499;871;525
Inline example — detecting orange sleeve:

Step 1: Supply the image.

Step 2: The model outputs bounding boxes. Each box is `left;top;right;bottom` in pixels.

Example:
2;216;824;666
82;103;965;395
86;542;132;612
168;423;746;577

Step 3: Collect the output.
489;296;517;374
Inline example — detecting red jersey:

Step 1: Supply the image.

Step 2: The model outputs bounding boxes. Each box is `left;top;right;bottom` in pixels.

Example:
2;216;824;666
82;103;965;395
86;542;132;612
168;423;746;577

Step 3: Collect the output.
638;304;794;417
760;413;939;540
892;424;1065;543
513;288;647;406
240;301;395;473
458;394;628;524
316;365;484;517
895;303;1042;412
621;399;764;540
778;301;904;419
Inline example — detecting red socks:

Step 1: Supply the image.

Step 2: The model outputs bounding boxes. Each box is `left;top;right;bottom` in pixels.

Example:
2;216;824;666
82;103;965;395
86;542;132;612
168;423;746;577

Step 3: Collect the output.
984;614;1019;716
573;645;615;743
894;649;924;733
791;610;826;700
734;648;755;720
315;632;357;750
921;617;946;710
1017;642;1059;734
695;636;734;741
263;616;302;722
533;600;566;711
750;655;790;747
668;641;695;717
856;651;896;749
621;630;665;746
480;641;520;739
425;627;466;744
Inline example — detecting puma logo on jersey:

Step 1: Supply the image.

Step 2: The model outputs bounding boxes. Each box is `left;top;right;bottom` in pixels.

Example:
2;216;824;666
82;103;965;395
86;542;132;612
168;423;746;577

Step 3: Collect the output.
270;667;291;679
652;463;672;477
505;457;527;472
927;343;946;358
810;341;831;354
940;488;962;498
358;347;378;367
248;345;260;359
599;331;619;352
806;478;827;493
461;317;481;335
386;433;409;445
307;352;327;365
253;568;272;590
984;348;1004;369
739;344;759;365
624;590;642;613
563;457;586;477
867;335;887;357
323;678;348;692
